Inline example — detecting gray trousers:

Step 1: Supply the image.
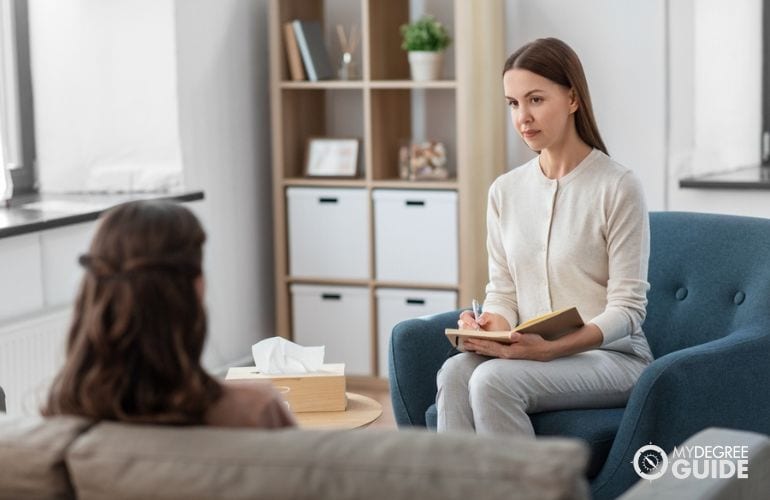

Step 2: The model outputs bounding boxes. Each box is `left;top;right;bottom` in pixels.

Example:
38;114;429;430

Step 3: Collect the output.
436;349;649;436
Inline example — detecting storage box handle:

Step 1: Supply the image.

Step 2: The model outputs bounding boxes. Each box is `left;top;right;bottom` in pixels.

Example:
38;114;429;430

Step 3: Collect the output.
318;197;339;204
405;200;425;207
321;293;342;301
406;298;426;305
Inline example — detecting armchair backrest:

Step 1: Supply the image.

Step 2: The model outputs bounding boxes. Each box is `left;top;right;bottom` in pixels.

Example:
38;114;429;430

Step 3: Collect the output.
643;211;770;358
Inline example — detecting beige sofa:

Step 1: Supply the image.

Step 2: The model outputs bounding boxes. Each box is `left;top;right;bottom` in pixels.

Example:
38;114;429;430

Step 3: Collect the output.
3;414;768;500
0;414;591;500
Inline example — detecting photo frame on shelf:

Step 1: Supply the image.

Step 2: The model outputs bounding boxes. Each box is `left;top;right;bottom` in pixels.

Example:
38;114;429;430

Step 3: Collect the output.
305;138;360;177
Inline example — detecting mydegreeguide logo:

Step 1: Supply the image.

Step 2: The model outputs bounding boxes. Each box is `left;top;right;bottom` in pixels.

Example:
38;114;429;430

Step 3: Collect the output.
632;443;749;481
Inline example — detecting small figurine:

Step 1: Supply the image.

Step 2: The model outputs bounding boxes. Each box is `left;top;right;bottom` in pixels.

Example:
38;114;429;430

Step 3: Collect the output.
399;141;449;180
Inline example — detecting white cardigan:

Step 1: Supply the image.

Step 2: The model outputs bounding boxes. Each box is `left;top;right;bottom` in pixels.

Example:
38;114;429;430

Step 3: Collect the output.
482;148;653;360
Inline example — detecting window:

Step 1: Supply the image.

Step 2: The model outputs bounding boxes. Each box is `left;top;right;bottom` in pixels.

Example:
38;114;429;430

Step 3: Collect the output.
0;0;21;172
0;0;35;197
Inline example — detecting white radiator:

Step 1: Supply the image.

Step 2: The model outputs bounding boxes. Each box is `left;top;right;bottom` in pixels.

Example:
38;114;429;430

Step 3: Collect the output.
0;308;71;415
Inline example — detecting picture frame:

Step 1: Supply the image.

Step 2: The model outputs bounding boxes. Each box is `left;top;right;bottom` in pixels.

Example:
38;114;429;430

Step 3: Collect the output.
305;138;359;177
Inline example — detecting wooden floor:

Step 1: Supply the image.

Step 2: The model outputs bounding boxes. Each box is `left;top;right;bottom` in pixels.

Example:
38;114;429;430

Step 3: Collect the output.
347;376;396;429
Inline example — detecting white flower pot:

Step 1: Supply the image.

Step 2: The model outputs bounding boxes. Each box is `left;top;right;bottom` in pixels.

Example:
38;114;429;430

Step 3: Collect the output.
408;51;444;81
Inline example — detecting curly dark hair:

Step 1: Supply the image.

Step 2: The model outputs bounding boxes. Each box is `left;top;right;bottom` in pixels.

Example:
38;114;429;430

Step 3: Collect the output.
43;200;222;424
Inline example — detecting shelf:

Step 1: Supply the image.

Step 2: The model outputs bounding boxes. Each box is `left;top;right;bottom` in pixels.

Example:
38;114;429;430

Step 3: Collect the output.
374;280;459;291
279;80;457;90
286;276;372;287
278;88;364;178
371;180;458;190
280;81;365;89
285;276;460;291
369;80;457;89
283;178;367;188
270;0;504;377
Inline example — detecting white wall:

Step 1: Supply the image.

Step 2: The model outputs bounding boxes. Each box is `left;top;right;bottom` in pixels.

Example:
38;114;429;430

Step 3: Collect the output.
28;0;183;192
504;0;668;211
175;0;273;371
27;0;274;372
667;0;770;217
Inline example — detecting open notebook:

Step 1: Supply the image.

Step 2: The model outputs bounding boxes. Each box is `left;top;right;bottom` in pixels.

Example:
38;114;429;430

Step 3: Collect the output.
445;306;584;349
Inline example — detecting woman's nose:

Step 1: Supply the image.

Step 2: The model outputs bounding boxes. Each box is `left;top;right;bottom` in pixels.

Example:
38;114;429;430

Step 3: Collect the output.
515;107;532;126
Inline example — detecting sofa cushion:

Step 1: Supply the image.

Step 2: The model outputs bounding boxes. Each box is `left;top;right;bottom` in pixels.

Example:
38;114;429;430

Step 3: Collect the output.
0;414;92;499
67;422;590;500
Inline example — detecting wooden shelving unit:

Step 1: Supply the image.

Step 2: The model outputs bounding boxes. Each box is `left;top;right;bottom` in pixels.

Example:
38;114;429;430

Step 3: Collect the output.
269;0;505;377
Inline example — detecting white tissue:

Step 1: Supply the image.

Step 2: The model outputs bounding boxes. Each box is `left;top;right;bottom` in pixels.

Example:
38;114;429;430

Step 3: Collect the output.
251;337;325;374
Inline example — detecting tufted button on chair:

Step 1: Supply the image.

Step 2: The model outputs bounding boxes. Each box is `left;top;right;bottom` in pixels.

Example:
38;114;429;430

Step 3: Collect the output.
388;212;770;499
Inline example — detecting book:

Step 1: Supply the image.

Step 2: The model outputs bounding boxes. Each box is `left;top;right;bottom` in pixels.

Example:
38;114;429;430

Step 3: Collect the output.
291;20;334;81
283;22;306;81
445;306;584;349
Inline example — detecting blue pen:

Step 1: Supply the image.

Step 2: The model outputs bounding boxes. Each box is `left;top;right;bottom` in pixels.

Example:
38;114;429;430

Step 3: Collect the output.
472;299;481;330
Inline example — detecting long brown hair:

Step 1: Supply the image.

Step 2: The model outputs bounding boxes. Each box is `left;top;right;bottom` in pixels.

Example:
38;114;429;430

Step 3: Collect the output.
503;37;608;155
44;200;222;424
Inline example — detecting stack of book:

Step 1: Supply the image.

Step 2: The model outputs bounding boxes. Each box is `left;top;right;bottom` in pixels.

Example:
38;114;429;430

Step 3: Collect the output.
283;20;334;81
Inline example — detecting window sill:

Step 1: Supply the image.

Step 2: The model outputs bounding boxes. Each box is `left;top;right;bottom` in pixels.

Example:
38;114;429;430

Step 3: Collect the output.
0;190;204;239
679;165;770;190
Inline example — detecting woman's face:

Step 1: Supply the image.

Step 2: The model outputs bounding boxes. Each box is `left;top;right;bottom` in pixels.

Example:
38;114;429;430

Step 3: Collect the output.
503;68;577;152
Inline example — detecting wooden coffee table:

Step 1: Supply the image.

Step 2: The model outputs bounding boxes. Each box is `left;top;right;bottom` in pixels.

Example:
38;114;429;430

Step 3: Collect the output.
294;392;382;430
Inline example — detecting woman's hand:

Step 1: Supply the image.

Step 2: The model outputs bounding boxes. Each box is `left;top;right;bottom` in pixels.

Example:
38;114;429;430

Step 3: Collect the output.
457;311;511;331
462;332;554;362
462;324;605;362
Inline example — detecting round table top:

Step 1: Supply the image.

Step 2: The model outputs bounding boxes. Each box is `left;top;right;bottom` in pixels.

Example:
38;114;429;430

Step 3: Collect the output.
294;392;383;430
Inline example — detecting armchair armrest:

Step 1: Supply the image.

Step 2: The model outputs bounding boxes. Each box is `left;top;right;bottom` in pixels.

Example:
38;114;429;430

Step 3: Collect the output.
388;309;463;427
592;325;770;500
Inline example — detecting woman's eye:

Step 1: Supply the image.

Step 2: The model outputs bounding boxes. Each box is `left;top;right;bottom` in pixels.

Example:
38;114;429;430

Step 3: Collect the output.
507;100;518;108
530;97;542;104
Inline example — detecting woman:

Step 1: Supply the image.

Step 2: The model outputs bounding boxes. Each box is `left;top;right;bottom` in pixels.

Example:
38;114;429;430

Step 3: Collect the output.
437;38;653;435
44;200;295;428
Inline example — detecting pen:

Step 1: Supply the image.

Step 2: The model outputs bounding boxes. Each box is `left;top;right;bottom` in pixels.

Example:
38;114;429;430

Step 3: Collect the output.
472;299;481;330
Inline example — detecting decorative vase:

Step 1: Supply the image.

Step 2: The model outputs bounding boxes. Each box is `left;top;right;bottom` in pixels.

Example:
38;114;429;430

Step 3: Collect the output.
407;51;444;81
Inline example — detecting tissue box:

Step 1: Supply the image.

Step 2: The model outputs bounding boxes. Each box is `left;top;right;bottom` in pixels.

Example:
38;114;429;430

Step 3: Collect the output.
225;363;346;413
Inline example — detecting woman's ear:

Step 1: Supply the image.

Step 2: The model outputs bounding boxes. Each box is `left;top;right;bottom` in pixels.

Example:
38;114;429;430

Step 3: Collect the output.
569;88;579;114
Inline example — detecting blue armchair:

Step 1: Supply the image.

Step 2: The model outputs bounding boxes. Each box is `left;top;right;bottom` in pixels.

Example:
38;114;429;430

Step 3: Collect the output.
389;211;770;499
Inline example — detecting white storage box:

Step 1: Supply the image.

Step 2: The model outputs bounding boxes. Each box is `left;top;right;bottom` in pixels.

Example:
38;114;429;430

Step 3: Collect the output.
376;288;457;377
287;188;369;279
291;284;372;375
373;189;458;284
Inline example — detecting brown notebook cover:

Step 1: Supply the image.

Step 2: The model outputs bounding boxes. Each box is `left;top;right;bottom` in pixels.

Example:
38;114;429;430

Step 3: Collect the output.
283;22;306;81
445;306;584;349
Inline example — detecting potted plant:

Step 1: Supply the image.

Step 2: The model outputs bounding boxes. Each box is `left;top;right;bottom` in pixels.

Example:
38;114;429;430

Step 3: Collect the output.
400;15;451;81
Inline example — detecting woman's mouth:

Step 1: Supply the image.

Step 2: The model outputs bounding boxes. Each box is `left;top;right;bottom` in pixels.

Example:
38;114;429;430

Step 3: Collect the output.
522;130;540;139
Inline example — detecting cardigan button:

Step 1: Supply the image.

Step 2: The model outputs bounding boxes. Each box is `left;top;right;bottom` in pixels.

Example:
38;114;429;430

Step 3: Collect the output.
675;287;688;300
734;291;746;305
